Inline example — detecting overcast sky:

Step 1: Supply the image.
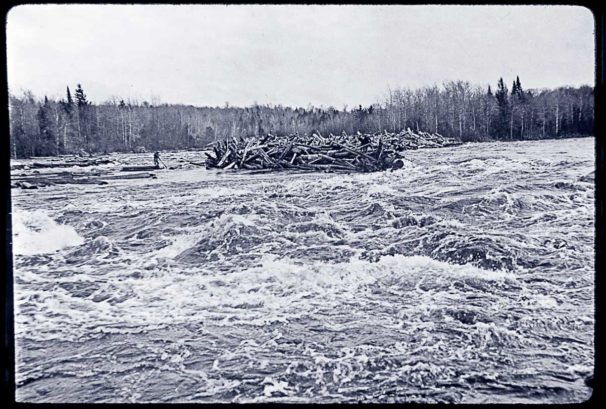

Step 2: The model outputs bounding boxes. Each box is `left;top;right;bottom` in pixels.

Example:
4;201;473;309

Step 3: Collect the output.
6;4;595;108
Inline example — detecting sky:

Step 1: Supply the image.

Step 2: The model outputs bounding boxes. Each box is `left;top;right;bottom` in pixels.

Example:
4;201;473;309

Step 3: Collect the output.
6;4;595;108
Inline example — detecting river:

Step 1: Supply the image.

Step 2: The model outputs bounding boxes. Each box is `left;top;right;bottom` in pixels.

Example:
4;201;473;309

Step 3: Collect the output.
11;137;595;403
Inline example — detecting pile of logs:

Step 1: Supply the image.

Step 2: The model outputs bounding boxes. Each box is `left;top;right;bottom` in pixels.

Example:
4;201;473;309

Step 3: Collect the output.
205;129;460;172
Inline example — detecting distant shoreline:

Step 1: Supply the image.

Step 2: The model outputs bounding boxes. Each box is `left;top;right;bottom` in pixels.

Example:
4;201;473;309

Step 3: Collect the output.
8;134;595;161
9;80;594;159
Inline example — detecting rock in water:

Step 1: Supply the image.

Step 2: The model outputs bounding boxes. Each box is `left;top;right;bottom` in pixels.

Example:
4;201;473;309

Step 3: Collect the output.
392;158;405;170
16;182;38;189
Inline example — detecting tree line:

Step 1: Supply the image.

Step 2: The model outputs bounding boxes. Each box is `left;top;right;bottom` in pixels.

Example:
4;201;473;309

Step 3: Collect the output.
8;78;594;158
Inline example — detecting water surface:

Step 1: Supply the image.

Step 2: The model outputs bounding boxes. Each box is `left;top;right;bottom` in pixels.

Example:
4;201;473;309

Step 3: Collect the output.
11;138;595;403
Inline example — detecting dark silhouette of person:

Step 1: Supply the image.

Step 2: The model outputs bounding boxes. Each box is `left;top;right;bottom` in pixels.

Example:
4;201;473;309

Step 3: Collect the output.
154;152;161;168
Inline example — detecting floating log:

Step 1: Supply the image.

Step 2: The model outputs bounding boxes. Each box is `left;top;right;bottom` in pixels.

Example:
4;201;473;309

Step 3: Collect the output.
11;170;107;180
11;176;108;188
186;160;206;167
100;173;157;180
11;168;156;189
121;165;160;172
14;181;38;189
11;158;114;171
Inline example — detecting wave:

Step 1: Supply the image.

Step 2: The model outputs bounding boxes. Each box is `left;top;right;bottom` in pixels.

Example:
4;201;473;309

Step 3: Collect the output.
10;138;594;403
12;209;84;256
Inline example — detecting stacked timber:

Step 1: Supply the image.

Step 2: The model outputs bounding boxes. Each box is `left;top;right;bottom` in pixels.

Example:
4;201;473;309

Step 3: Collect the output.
205;129;460;172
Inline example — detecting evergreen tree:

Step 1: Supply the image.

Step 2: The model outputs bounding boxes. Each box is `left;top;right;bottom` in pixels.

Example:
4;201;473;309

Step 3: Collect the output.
495;78;510;139
36;96;57;155
62;86;74;114
58;86;78;153
513;76;523;98
495;78;509;109
509;76;527;139
511;80;518;97
67;86;73;106
7;82;596;158
483;85;497;137
74;84;92;149
75;84;88;107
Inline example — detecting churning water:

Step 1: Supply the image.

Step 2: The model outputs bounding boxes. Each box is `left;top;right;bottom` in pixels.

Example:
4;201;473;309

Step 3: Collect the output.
11;137;594;403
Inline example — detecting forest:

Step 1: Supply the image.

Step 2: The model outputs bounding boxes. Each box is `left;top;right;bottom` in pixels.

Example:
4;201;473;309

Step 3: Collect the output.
8;77;594;158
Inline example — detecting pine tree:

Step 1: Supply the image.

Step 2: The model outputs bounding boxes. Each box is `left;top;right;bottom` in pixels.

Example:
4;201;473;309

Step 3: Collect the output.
484;85;497;137
36;96;57;155
74;84;91;149
67;86;73;105
58;86;78;153
59;87;74;119
75;84;88;107
515;76;525;102
516;76;522;92
495;78;510;139
495;78;508;109
509;76;528;139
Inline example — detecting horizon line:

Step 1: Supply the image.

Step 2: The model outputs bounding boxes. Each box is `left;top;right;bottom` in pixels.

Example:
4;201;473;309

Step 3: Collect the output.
8;81;596;111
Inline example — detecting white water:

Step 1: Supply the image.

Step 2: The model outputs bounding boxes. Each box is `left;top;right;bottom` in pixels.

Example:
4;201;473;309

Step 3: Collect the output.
11;138;594;403
12;209;84;255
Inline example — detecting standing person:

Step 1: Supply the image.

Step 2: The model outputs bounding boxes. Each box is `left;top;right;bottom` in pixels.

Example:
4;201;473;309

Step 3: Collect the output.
154;151;161;168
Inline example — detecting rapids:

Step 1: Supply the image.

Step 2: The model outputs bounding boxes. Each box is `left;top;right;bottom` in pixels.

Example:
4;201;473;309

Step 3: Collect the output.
11;137;594;403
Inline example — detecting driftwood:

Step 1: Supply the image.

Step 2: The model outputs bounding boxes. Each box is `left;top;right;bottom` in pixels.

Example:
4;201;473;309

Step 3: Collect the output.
11;169;156;189
11;152;165;189
11;158;113;171
11;170;106;180
12;175;108;188
185;160;206;167
100;172;157;181
205;129;460;172
121;165;160;172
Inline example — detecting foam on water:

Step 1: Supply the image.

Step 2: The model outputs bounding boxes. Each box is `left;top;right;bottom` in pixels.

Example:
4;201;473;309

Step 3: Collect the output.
193;186;252;199
12;209;84;255
11;138;594;403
